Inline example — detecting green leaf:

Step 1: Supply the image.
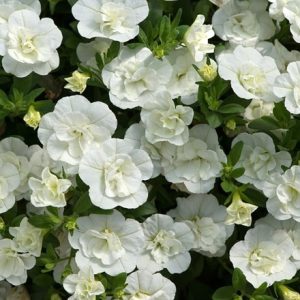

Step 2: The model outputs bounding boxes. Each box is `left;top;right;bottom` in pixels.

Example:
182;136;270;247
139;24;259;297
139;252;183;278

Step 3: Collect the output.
252;283;268;296
232;268;247;292
248;117;280;131
228;141;244;166
106;41;120;63
126;200;157;218
28;214;61;229
138;27;149;45
206;112;223;128
221;180;235;193
273;101;290;125
241;189;267;208
13;75;34;94
231;167;245;178
218;103;245;114
159;15;171;43
34;100;55;114
171;9;182;29
0;89;11;107
212;286;235;300
106;273;127;289
33;274;54;287
252;296;276;300
74;191;93;214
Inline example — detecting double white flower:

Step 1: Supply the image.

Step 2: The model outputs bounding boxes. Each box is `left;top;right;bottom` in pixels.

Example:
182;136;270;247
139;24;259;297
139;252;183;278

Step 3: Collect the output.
28;167;72;208
0;239;35;285
232;132;291;191
79;138;153;209
63;267;105;300
124;270;176;300
218;46;280;102
68;211;145;275
212;0;275;46
141;91;194;146
184;14;215;62
137;214;194;274
38;95;117;166
230;224;296;288
265;166;300;222
0;158;20;213
72;0;149;42
102;46;172;109
273;61;300;114
168;194;234;256
0;9;62;77
161;124;226;193
9;217;44;257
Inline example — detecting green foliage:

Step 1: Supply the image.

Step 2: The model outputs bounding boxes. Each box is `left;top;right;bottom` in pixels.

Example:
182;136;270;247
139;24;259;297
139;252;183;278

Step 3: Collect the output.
139;9;188;57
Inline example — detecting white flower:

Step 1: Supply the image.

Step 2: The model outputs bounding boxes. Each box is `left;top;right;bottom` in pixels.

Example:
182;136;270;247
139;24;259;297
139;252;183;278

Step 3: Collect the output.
168;194;234;257
68;211;145;275
0;158;20;213
256;214;300;269
283;0;300;43
28;167;72;207
166;47;200;105
63;267;105;300
230;224;296;288
125;123;162;178
72;0;149;42
160;124;227;193
29;146;78;178
243;99;274;121
256;40;300;72
209;0;230;6
0;239;35;285
0;9;62;77
269;0;292;21
232;132;291;191
102;46;172;109
79;138;153;209
266;166;300;222
124;270;176;300
38;95;117;166
76;37;111;68
212;0;275;46
141;91;194;146
184;14;215;62
225;192;258;227
0;0;41;24
273;61;300;114
53;231;78;284
9;217;43;257
218;46;280;102
65;71;90;94
137;214;194;274
0;137;31;200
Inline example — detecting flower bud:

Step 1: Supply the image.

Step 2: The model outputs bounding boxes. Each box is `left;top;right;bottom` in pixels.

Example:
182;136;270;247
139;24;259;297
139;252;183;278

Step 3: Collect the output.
278;285;300;300
226;119;236;131
198;58;218;82
226;192;258;226
23;105;41;129
65;70;90;94
50;294;62;300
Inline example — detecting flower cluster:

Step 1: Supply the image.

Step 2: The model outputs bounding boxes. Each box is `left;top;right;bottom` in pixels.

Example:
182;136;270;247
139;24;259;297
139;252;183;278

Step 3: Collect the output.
2;0;300;299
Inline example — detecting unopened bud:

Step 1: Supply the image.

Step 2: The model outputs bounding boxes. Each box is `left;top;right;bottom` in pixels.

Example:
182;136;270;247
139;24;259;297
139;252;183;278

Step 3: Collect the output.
65;70;90;94
23;105;41;129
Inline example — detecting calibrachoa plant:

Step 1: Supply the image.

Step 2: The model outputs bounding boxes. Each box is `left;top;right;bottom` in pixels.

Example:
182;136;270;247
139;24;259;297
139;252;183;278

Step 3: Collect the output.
2;0;300;299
